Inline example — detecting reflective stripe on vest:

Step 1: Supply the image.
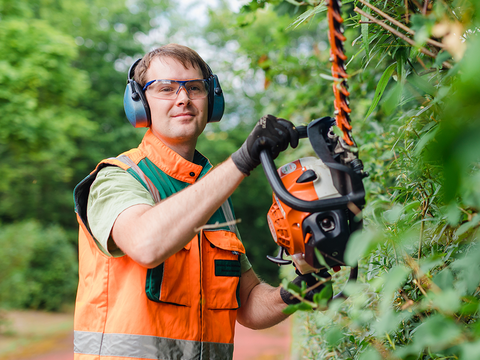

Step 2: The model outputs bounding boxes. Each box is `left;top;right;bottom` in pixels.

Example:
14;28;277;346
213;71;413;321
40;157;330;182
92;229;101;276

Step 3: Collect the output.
74;330;233;360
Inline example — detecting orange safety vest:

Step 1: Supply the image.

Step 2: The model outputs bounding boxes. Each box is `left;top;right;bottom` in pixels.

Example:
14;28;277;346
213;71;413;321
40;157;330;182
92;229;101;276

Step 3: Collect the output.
73;130;245;360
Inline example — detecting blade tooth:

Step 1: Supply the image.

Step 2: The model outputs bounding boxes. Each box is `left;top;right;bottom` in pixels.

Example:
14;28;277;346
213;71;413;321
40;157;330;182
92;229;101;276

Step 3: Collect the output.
335;30;346;42
332;10;343;23
331;63;348;79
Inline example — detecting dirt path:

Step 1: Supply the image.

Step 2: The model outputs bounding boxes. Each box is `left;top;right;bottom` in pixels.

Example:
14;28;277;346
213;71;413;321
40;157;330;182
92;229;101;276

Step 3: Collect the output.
234;318;292;360
1;311;292;360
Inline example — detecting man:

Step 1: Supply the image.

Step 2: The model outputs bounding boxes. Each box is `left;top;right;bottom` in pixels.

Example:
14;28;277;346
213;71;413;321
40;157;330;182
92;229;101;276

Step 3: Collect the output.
73;44;320;360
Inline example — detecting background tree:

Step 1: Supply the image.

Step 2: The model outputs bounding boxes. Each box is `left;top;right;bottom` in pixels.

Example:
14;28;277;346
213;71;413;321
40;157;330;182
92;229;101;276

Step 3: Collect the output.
0;0;172;310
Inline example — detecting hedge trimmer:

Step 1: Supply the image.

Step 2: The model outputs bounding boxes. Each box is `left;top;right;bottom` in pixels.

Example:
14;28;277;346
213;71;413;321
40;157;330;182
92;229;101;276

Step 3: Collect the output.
261;0;367;300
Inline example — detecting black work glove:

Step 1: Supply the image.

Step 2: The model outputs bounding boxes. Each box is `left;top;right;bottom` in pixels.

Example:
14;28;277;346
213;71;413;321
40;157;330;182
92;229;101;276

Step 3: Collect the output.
280;272;332;305
231;114;299;176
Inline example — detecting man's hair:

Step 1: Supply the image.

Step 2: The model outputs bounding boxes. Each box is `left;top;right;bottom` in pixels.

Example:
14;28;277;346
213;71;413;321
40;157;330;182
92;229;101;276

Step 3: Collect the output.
134;44;210;87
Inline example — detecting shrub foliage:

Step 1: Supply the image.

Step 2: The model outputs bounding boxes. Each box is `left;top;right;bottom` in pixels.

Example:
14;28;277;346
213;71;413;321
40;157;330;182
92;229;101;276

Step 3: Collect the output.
0;221;78;311
233;0;480;358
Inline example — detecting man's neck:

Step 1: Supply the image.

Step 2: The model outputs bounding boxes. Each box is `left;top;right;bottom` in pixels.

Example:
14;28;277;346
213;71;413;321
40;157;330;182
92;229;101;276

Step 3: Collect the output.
154;135;197;162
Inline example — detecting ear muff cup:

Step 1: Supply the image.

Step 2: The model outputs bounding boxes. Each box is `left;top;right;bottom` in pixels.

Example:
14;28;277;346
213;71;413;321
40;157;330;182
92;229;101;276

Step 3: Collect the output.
207;74;225;123
124;78;151;128
124;58;225;127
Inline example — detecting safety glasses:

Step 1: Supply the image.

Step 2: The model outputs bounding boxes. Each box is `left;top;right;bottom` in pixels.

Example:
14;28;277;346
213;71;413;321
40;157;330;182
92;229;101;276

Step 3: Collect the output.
143;79;209;100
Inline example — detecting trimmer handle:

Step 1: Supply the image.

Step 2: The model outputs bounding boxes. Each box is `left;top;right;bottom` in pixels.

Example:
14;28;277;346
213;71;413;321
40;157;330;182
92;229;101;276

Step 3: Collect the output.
259;118;365;213
259;150;363;213
296;125;308;139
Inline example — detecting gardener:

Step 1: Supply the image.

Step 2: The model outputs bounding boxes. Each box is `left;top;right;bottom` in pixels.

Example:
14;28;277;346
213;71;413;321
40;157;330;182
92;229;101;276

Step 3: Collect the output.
73;43;320;360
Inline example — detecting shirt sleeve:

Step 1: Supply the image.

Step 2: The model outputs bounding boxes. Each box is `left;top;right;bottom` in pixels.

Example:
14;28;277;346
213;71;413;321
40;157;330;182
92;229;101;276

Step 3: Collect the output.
87;166;155;256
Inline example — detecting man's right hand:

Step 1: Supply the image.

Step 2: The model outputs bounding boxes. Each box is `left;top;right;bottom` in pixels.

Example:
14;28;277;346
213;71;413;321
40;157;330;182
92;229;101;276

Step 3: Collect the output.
231;114;299;176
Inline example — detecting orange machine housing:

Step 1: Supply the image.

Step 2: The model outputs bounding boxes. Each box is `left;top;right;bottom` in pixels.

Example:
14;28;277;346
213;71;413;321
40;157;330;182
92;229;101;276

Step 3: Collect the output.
266;157;341;270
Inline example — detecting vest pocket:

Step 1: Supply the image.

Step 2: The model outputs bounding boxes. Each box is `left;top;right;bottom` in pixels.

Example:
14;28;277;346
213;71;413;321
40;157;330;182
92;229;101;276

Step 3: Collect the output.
145;242;192;306
203;230;246;310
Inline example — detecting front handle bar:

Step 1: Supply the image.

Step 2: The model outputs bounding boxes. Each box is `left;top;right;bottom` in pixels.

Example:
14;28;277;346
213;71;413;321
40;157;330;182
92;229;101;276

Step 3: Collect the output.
259;123;364;213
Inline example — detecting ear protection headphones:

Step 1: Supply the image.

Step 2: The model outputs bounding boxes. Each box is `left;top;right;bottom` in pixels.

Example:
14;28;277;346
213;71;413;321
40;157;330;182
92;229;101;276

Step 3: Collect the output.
124;58;225;127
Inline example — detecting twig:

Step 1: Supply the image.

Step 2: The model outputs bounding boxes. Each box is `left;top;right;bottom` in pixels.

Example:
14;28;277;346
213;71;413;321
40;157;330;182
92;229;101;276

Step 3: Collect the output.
405;0;409;23
458;207;474;221
417;56;428;70
354;7;452;69
306;275;332;294
357;0;444;49
399;289;415;310
347;201;362;216
413;278;429;297
282;275;332;309
423;0;429;15
194;219;241;232
418;200;428;260
385;332;396;350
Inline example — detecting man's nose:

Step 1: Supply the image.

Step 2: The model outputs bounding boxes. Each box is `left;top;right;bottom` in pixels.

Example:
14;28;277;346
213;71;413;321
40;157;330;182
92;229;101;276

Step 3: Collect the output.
175;85;191;101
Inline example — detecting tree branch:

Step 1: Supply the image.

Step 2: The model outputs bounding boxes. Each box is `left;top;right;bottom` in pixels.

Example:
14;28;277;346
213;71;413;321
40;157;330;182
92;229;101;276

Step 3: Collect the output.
354;7;452;69
357;0;444;49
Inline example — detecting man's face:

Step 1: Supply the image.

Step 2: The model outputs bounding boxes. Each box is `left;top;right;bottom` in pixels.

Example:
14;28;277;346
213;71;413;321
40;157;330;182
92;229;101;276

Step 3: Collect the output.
144;57;208;148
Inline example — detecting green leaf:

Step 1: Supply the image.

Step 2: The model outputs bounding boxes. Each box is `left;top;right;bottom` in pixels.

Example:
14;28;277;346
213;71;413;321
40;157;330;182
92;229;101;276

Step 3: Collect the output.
442;203;462;226
460;340;480;360
373;308;412;335
283;278;301;294
364;62;397;119
432;268;454;291
430;289;462;313
410;315;462;352
407;73;437;96
434;51;452;68
344;228;384;266
455;214;480;237
358;348;382;360
413;125;439;157
313;280;333;305
379;265;410;313
282;304;298;315
450;244;480;294
290;5;326;29
297;302;313;311
325;325;344;346
314;248;330;269
381;81;404;116
361;4;370;57
460;296;480;316
383;204;403;224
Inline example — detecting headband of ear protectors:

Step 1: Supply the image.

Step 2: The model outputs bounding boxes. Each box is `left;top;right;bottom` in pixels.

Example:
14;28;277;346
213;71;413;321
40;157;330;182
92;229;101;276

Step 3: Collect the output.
124;58;225;127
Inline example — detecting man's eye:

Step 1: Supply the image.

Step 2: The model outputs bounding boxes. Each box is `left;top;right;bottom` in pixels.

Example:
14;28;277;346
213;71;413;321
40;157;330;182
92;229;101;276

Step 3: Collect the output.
157;86;175;93
187;82;205;92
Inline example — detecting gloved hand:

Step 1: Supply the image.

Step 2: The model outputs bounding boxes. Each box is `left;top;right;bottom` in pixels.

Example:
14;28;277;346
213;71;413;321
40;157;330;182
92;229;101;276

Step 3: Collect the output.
231;114;299;176
280;272;332;305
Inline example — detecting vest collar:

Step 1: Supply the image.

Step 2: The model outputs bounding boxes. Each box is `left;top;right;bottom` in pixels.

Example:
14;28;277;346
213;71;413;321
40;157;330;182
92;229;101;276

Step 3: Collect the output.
138;130;210;184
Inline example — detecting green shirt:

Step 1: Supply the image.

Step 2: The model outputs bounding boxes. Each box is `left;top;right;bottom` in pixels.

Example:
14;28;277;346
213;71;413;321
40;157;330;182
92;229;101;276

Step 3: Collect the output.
87;166;252;272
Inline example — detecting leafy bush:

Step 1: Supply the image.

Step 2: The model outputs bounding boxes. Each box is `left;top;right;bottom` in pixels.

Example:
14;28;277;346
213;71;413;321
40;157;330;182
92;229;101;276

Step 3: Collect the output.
0;221;78;311
228;0;480;358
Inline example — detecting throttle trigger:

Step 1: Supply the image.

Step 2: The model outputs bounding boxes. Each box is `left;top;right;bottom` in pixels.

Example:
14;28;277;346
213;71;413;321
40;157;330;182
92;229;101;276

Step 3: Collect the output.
267;247;292;266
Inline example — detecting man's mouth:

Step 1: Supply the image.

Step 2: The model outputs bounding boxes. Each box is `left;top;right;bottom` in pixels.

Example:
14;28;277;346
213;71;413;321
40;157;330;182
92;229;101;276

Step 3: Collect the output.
173;113;195;119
